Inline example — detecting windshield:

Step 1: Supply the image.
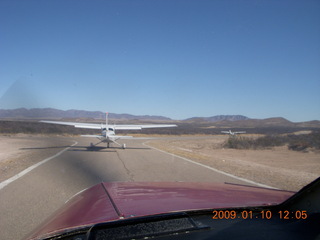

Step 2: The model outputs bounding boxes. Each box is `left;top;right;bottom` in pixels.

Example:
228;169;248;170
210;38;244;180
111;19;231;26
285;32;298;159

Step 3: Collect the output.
0;1;319;240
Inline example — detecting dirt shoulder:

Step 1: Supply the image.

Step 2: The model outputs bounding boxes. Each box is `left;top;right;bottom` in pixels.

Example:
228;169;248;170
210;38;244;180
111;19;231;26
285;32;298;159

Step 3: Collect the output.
147;135;320;191
0;134;75;183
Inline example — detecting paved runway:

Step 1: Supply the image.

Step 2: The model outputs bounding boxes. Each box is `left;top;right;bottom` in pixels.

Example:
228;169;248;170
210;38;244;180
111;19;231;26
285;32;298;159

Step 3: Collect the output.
0;136;256;240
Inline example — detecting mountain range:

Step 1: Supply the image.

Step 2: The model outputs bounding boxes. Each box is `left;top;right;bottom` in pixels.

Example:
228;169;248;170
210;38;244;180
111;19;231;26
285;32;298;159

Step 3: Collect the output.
0;108;250;122
0;108;319;128
0;108;172;121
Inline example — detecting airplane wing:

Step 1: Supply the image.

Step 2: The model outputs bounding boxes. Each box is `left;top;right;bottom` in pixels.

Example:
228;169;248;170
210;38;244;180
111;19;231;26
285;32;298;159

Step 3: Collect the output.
40;121;102;129
80;135;103;138
81;135;134;139
40;121;177;130
221;131;230;134
113;124;177;130
234;131;246;134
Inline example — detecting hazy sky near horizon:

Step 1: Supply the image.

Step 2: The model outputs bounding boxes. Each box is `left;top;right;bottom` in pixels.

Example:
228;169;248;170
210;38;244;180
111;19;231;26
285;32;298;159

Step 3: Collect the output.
1;0;319;122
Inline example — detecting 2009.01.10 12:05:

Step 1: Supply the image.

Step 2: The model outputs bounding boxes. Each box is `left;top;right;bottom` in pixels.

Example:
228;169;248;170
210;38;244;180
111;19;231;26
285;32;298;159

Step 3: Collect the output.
212;210;308;220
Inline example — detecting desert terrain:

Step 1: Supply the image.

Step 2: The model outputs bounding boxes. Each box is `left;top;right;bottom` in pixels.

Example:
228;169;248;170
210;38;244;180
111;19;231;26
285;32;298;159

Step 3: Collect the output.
147;135;320;191
1;134;319;192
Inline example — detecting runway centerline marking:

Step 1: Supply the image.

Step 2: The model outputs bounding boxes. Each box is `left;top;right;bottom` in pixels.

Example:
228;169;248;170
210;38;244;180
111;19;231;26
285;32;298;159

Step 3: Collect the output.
0;141;78;190
143;141;276;189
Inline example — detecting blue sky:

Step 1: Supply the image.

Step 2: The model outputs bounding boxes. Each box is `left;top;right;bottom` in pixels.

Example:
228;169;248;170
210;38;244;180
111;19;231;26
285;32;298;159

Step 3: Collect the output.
1;0;319;122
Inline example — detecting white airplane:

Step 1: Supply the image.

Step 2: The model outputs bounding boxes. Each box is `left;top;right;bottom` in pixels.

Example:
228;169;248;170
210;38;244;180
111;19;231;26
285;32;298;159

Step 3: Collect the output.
40;113;177;149
221;130;246;135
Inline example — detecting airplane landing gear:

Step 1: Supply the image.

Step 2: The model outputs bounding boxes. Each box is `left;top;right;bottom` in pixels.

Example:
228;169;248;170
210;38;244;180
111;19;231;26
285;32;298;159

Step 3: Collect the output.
122;144;126;149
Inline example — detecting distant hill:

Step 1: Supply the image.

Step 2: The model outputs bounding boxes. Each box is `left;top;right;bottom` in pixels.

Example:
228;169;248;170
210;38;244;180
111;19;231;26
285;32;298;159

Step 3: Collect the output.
185;115;249;122
0;108;172;121
204;117;320;128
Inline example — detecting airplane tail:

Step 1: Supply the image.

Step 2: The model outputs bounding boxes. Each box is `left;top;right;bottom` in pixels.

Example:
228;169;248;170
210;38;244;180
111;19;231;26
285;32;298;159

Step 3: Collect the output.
104;112;115;135
105;112;110;134
100;112;110;136
106;112;108;127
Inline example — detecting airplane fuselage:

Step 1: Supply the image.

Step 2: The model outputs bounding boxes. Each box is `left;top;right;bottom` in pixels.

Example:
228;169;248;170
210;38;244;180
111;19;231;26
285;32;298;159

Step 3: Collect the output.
100;128;118;143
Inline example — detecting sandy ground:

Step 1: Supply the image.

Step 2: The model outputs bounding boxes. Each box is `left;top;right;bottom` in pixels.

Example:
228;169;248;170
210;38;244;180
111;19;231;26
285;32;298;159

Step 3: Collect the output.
147;135;320;191
0;134;75;183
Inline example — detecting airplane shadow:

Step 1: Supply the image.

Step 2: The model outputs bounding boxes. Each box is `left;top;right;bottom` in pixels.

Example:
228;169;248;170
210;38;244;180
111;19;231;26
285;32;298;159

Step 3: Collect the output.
69;146;116;152
69;145;152;152
20;145;151;152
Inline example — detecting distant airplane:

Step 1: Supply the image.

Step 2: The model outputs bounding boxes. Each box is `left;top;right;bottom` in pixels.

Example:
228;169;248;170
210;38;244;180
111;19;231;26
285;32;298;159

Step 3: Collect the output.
221;130;246;135
40;113;177;149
